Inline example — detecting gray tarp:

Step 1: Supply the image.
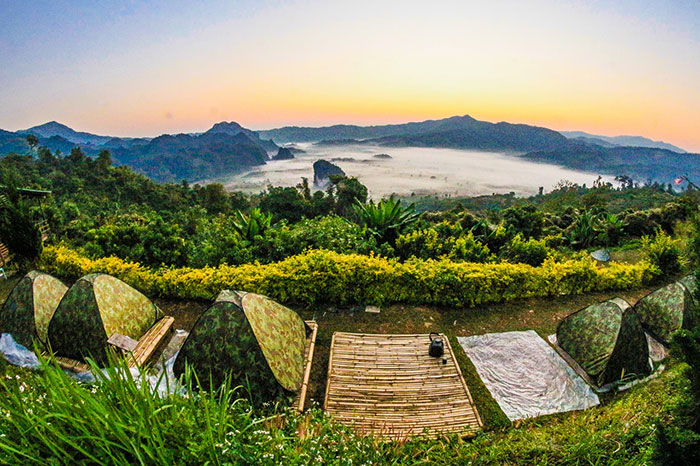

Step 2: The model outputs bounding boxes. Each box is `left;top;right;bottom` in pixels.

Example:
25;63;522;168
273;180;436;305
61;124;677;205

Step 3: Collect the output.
459;330;599;421
0;331;186;396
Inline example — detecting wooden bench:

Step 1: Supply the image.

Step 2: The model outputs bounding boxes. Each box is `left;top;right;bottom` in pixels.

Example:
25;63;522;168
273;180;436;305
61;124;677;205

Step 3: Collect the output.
53;316;175;372
128;316;175;367
0;242;11;268
36;219;50;242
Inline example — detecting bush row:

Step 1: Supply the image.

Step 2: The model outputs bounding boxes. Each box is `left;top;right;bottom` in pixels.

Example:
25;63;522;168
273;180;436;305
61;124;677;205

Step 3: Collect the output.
39;245;659;307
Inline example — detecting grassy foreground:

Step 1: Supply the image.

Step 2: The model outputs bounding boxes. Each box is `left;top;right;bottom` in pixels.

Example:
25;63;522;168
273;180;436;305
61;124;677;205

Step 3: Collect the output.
0;351;682;465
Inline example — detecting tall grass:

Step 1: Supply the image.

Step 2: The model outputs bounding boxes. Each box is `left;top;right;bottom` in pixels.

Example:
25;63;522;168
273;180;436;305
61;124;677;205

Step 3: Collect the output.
0;356;386;465
0;356;293;465
0;355;682;465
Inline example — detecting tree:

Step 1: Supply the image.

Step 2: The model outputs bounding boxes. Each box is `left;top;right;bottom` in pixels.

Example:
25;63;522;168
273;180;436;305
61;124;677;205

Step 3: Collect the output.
68;147;86;164
259;185;310;223
332;176;368;218
0;178;42;270
198;183;231;214
26;134;39;153
96;150;112;171
37;146;56;165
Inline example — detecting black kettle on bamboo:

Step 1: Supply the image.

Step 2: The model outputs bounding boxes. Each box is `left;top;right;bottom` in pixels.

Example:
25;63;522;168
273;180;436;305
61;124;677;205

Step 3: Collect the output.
429;332;444;358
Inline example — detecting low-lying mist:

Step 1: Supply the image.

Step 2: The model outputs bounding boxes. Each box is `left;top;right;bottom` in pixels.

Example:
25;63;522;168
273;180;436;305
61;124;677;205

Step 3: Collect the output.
214;143;612;199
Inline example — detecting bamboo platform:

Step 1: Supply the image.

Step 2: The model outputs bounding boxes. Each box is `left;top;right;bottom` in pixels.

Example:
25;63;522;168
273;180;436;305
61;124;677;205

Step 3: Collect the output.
324;333;482;440
54;316;175;372
294;320;318;412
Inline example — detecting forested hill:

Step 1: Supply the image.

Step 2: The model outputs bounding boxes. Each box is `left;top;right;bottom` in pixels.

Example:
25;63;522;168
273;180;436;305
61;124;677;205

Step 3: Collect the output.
521;144;700;184
110;132;269;183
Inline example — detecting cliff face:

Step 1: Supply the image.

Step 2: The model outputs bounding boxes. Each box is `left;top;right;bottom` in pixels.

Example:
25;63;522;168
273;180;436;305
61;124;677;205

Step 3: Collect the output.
272;147;295;160
313;159;345;187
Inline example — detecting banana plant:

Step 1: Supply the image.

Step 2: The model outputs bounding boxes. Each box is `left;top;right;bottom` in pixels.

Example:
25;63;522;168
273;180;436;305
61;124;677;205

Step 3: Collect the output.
566;209;602;249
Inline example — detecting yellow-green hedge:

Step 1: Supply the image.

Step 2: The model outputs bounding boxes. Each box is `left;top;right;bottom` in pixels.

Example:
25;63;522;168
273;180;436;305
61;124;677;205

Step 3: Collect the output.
40;245;659;307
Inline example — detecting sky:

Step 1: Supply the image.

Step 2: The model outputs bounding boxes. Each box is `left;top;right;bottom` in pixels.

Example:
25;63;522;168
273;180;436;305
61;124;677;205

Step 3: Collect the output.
1;0;699;151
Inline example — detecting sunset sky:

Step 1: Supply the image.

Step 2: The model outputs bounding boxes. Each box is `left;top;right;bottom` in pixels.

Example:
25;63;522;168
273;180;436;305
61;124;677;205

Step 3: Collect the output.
1;0;699;151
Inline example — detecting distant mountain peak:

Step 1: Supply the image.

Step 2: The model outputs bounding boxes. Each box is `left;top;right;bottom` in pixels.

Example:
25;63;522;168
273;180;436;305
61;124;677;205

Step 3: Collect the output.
19;121;112;146
206;121;245;134
206;121;278;153
27;121;73;131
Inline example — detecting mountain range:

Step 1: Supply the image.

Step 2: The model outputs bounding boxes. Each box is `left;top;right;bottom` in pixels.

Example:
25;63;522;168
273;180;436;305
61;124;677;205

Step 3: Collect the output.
0;121;279;183
259;115;569;152
0;116;696;185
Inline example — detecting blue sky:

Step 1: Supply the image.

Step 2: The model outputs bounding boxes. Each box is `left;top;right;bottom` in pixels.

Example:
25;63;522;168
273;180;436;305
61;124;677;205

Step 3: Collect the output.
1;0;699;150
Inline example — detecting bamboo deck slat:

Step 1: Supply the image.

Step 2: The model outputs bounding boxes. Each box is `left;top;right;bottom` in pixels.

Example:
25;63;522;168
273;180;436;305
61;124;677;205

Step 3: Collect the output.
293;321;318;412
54;355;90;373
128;316;175;367
324;332;482;440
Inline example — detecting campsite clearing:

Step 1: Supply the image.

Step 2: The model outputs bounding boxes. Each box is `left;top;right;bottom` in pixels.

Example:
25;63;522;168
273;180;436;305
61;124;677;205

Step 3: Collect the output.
0;275;677;429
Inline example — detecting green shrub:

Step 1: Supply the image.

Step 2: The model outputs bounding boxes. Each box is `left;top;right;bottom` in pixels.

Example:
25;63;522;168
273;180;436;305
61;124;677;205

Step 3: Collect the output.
641;228;681;275
40;245;658;307
622;200;692;238
502;204;544;239
267;216;376;257
501;234;550;266
542;234;567;249
395;227;492;263
83;212;188;267
598;213;626;247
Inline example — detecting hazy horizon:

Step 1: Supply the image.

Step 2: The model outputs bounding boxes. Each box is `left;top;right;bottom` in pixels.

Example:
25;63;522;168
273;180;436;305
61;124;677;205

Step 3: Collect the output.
1;1;699;151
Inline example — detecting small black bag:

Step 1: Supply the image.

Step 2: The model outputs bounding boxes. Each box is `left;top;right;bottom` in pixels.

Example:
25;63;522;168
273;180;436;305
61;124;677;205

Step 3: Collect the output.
429;332;444;358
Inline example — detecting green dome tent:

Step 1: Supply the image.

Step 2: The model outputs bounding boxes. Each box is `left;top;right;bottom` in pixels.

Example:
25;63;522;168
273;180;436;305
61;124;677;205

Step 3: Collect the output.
0;271;68;348
556;298;650;386
47;274;162;363
174;290;308;403
634;276;700;345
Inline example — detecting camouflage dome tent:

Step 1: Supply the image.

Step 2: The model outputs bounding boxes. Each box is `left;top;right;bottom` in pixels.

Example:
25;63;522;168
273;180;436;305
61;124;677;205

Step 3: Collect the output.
556;298;650;386
174;290;309;404
0;271;68;349
48;273;162;363
634;275;700;345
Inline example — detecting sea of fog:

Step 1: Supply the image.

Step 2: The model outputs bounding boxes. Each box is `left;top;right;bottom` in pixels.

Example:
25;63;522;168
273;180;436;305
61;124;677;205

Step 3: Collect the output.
214;143;612;199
